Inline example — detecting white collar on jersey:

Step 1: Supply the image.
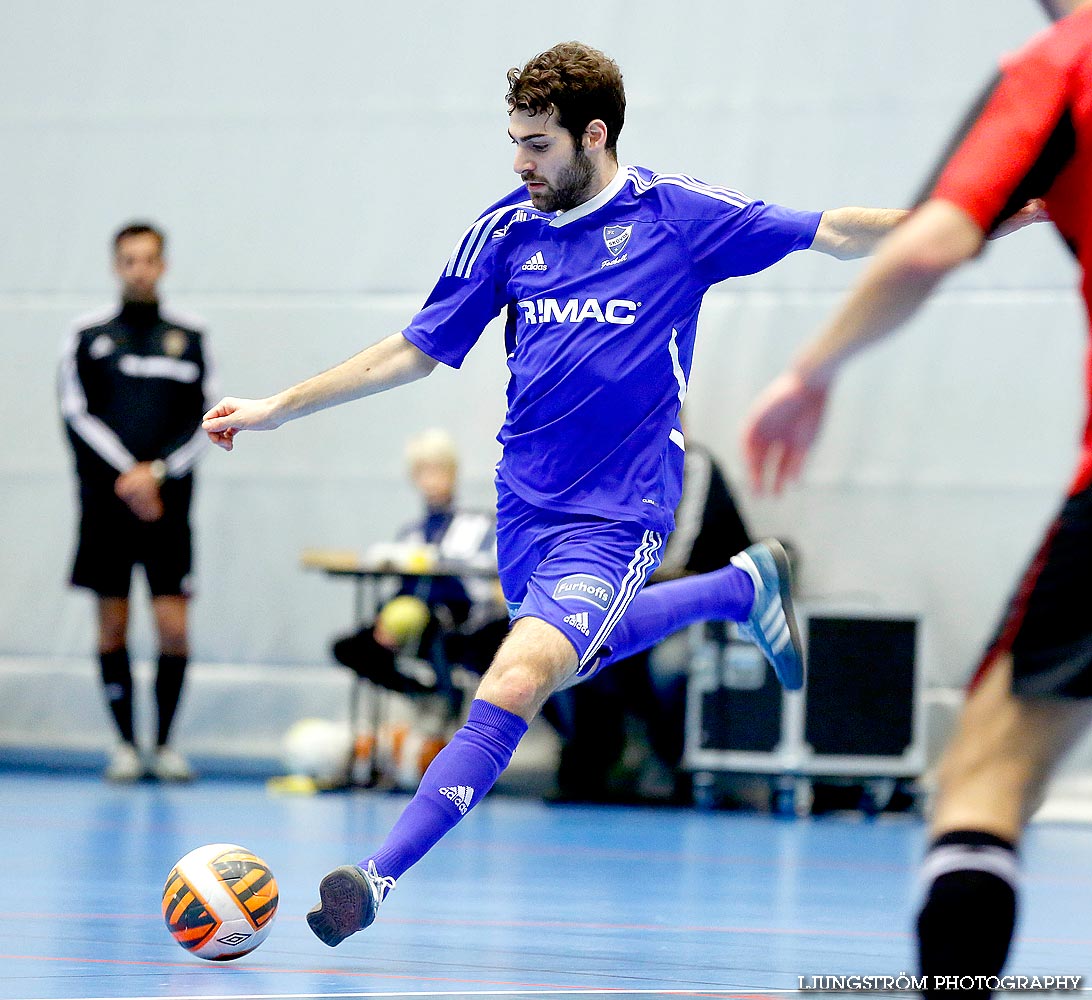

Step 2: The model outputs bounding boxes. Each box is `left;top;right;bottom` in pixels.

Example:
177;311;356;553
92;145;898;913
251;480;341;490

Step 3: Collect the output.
549;164;631;228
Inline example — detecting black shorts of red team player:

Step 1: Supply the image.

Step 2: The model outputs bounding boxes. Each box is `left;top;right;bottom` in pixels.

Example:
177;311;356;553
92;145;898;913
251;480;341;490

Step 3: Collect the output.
70;476;194;599
975;482;1092;699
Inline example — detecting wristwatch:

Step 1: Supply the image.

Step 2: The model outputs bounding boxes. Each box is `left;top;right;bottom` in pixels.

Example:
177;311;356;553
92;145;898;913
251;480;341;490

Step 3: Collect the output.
149;459;168;485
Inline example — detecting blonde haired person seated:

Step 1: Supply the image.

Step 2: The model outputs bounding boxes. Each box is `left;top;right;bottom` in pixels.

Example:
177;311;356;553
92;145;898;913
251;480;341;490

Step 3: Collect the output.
332;430;501;703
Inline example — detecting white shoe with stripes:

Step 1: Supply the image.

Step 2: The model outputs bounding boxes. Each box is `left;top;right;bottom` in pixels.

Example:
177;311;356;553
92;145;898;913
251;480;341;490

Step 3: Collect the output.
730;539;804;691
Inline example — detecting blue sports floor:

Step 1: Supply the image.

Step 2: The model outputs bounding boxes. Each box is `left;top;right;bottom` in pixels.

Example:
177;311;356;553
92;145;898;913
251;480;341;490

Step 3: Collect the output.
2;773;1090;999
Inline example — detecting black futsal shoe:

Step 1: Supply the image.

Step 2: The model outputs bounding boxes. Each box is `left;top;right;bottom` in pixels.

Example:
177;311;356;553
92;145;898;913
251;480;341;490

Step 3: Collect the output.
307;861;397;947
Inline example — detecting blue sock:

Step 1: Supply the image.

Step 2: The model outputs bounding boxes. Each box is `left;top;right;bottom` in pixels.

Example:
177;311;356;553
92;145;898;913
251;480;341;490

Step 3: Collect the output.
599;565;754;669
364;699;528;880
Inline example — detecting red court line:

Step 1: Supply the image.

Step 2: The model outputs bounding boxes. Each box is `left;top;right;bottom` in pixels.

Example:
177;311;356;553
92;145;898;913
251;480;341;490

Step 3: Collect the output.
0;909;901;937
8;908;1092;943
0;952;766;994
4;910;1092;946
451;840;1092;886
5;811;1091;884
0;810;936;874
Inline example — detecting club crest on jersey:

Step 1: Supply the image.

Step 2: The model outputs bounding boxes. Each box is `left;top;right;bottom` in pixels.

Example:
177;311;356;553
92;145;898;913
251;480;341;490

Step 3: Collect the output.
163;329;189;357
89;334;116;359
603;224;632;257
553;574;615;611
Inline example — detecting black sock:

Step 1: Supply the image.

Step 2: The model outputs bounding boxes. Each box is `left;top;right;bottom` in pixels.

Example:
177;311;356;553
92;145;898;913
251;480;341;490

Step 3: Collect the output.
99;649;134;744
155;653;188;746
918;830;1018;997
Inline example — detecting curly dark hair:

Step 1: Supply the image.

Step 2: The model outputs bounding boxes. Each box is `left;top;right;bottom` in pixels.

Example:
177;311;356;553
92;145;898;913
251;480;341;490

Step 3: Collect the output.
506;42;625;155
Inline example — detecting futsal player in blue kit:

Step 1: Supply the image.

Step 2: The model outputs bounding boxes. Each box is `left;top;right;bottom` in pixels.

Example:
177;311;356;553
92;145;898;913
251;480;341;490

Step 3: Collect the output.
204;41;913;946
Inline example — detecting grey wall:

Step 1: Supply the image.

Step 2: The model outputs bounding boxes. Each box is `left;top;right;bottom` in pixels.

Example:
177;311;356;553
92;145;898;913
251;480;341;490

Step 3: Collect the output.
1;1;1076;686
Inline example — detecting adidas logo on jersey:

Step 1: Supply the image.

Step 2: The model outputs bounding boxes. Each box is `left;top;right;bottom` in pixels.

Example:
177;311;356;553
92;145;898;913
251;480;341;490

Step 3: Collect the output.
439;784;475;815
563;612;591;636
521;251;548;271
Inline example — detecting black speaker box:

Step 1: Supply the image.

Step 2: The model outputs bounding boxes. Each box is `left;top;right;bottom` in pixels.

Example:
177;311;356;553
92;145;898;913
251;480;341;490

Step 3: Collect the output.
804;615;917;758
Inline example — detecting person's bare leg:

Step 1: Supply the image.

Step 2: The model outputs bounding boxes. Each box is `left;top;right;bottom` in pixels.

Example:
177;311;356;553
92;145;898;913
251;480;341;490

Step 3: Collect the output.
918;654;1092;993
475;615;579;717
152;595;188;658
98;597;128;653
932;655;1092;839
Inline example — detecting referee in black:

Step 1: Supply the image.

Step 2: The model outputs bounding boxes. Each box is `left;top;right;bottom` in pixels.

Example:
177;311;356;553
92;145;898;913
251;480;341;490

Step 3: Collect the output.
59;222;215;782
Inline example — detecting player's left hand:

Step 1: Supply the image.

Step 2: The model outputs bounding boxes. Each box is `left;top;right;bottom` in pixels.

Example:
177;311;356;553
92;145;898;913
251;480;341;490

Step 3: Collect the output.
742;371;829;495
988;198;1049;240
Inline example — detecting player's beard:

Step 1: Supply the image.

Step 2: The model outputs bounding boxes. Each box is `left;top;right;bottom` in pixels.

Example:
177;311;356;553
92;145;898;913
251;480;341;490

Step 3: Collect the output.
528;147;597;212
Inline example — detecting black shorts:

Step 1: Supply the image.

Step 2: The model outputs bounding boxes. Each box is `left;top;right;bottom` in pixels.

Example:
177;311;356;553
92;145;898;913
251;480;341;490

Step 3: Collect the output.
975;482;1092;699
70;477;194;598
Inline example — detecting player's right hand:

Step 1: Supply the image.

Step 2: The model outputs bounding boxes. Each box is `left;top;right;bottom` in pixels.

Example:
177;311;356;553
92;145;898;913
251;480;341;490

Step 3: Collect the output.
742;371;829;495
202;397;281;451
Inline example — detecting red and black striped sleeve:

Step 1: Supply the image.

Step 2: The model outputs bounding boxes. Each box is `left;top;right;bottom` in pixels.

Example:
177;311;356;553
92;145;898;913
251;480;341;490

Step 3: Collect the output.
922;49;1075;234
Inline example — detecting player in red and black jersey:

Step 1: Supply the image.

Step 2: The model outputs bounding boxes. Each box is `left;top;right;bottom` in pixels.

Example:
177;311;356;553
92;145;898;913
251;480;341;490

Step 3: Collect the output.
743;0;1092;992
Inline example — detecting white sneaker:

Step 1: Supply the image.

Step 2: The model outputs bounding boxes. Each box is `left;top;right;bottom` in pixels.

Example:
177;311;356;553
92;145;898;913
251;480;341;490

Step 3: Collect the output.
105;743;143;783
730;539;804;691
152;746;194;782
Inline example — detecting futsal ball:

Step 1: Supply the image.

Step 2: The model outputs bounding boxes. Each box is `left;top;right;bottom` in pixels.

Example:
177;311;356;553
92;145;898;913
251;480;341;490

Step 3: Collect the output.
376;594;431;646
281;717;353;785
162;844;278;961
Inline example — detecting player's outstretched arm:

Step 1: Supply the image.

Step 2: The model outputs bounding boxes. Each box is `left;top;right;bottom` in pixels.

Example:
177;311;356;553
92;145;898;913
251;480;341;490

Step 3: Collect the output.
744;199;983;493
203;332;438;451
810;207;910;259
812;198;1047;261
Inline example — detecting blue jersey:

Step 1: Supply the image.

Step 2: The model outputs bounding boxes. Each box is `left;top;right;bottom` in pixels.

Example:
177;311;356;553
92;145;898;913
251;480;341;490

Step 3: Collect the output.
402;165;821;534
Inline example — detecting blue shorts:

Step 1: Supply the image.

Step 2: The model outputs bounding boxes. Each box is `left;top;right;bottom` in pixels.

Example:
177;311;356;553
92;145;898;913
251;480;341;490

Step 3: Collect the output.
496;482;664;677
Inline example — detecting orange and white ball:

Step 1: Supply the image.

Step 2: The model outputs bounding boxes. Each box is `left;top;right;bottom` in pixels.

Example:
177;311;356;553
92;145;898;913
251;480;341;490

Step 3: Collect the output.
162;844;278;961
